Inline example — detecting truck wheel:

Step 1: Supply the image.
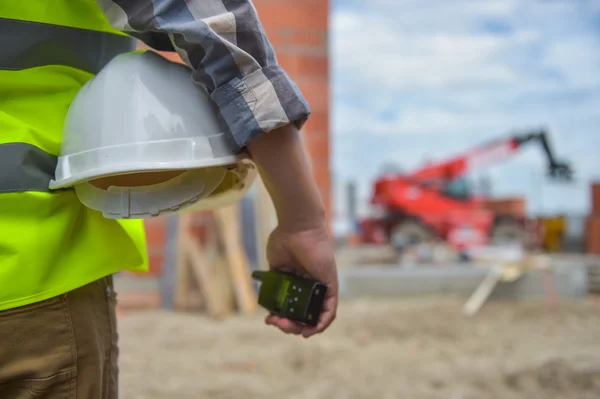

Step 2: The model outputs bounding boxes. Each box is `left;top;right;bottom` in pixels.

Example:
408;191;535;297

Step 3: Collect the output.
389;220;433;251
490;220;527;246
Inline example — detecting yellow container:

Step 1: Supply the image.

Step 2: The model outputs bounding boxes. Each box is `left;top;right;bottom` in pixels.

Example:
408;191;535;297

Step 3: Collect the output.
541;216;566;252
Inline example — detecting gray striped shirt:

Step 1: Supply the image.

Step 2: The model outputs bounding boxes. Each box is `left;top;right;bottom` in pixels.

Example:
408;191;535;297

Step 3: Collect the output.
96;0;311;150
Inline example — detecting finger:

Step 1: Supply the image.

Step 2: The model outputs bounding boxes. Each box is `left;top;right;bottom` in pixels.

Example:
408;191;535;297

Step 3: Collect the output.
302;296;338;338
301;313;333;338
265;314;304;335
264;314;280;327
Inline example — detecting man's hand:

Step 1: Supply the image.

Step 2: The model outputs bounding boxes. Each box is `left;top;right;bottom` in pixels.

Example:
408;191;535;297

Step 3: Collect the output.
264;223;338;338
246;123;339;338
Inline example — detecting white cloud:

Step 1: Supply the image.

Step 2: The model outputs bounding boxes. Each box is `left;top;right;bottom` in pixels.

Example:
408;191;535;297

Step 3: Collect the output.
541;36;600;89
331;0;600;226
336;0;520;33
333;14;523;90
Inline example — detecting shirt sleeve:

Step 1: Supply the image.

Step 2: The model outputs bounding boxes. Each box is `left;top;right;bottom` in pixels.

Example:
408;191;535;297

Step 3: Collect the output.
95;0;311;150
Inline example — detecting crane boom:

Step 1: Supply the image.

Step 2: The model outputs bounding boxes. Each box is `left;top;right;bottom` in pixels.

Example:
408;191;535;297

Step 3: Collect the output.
409;129;573;182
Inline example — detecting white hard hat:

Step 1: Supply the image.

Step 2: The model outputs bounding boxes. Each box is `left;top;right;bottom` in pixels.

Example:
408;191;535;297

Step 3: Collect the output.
49;50;257;219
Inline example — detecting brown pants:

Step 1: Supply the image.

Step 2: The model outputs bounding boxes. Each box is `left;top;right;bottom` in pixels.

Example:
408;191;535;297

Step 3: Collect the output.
0;276;119;398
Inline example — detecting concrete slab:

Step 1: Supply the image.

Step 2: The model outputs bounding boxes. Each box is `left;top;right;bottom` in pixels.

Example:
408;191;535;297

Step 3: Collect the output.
491;268;589;300
338;265;589;300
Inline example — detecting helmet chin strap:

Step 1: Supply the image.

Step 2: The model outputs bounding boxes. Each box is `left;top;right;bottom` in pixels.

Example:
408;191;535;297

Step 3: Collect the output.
74;167;226;219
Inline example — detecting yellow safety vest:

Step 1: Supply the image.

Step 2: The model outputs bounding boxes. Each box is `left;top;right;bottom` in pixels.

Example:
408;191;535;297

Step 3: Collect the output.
0;2;149;311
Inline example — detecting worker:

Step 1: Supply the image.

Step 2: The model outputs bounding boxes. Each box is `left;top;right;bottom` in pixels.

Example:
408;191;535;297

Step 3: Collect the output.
0;1;338;398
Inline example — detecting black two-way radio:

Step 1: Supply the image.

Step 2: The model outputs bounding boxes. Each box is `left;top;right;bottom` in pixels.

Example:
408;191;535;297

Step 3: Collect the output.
251;270;327;327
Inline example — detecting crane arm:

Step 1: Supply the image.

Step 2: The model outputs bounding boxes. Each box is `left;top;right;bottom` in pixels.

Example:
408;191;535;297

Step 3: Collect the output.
409;129;573;182
513;130;573;181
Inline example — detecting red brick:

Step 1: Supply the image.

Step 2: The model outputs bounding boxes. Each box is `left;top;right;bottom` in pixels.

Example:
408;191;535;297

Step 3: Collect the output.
310;153;329;165
264;29;288;48
144;220;167;248
296;79;328;111
144;216;167;227
592;182;600;215
147;245;165;257
276;53;327;80
255;0;326;4
296;54;328;78
267;28;327;53
254;4;328;30
288;29;327;49
306;140;329;163
274;53;298;77
136;40;184;64
160;51;185;64
303;111;329;134
254;0;325;4
148;254;165;276
586;216;600;255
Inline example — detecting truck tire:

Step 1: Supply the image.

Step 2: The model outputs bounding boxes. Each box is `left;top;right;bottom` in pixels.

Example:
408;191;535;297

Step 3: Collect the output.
389;220;433;251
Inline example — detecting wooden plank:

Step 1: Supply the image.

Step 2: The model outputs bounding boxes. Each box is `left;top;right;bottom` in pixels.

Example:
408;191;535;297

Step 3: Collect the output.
462;265;504;317
183;233;234;317
200;213;236;316
173;213;192;310
209;255;237;316
215;205;258;314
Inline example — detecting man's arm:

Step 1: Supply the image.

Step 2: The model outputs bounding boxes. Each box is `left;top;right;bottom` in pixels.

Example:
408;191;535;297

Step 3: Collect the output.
96;0;310;151
97;0;337;337
246;125;325;231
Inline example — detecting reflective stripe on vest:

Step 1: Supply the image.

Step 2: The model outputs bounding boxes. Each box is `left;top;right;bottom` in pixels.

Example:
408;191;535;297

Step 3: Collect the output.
0;143;56;193
0;17;136;74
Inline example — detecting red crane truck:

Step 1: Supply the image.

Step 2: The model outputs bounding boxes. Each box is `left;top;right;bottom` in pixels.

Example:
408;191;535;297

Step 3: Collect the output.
359;129;574;252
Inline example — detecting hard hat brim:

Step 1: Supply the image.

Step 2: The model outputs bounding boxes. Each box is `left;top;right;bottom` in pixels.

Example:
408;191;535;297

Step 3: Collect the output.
49;137;240;190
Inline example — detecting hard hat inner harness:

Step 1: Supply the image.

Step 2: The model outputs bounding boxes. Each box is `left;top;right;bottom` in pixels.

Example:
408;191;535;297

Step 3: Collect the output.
74;167;227;219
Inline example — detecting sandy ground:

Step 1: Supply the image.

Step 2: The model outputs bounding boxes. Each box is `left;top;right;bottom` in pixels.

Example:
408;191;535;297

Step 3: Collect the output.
117;296;600;399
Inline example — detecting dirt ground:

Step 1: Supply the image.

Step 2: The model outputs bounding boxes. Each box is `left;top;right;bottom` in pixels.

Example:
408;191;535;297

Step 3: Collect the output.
117;296;600;399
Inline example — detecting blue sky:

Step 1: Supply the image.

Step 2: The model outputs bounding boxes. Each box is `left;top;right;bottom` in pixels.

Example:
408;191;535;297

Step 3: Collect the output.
330;0;600;232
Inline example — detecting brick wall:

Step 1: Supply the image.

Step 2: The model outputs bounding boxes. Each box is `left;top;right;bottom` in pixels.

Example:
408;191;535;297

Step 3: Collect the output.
143;216;168;277
253;0;332;221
